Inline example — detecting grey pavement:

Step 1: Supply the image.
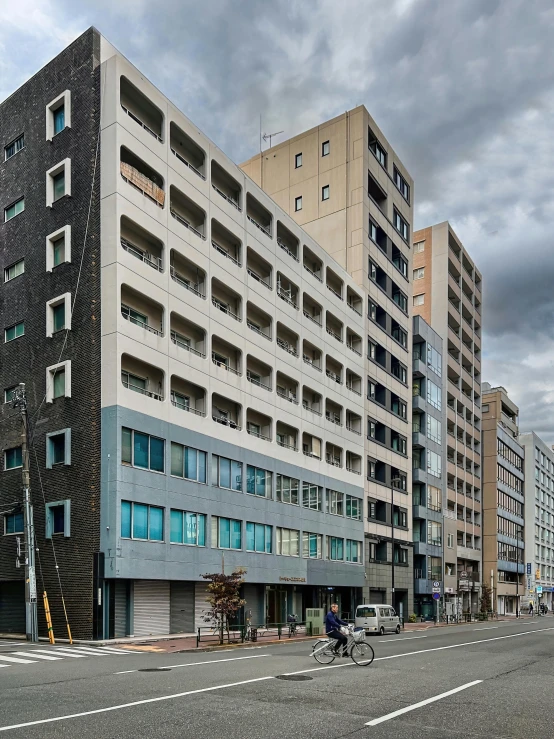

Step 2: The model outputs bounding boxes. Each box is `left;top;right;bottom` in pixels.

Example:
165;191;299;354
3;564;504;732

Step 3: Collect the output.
0;618;553;737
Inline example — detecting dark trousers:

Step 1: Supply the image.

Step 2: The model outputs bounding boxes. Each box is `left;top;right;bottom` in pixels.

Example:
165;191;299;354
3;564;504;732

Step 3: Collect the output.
328;629;347;652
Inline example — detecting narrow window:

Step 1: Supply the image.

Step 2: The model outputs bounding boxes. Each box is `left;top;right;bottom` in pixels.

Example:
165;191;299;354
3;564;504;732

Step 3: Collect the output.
321;140;330;156
321;185;329;201
4;259;24;283
4;198;24;222
4;134;24;161
4;322;24;342
295;195;302;211
295;153;302;168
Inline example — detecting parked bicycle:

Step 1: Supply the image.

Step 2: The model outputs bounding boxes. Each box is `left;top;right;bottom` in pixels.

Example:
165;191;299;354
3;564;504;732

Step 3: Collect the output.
287;613;298;637
311;624;374;666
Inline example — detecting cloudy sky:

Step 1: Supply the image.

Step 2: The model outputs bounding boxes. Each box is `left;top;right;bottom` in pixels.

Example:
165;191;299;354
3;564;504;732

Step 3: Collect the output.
2;0;554;441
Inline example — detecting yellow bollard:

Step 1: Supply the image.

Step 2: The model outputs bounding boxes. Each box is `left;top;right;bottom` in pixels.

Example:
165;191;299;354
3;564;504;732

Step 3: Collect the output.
43;592;55;644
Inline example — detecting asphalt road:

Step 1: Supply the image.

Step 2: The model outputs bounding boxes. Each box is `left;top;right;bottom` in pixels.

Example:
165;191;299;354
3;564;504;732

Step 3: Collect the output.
1;618;553;737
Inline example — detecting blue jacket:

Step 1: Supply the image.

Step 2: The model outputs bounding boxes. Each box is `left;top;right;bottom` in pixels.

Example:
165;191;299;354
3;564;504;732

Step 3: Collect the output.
325;610;347;634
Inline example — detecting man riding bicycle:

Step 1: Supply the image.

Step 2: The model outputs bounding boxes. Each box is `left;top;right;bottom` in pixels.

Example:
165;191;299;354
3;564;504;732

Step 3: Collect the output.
325;603;348;656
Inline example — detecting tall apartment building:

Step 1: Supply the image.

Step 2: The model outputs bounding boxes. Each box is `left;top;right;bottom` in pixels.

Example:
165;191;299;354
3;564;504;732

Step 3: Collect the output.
519;432;554;612
412;222;483;613
481;384;525;615
241;107;414;617
0;28;368;639
412;316;447;619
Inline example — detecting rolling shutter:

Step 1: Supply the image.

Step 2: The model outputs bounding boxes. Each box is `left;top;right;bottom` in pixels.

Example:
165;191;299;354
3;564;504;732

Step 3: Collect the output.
133;580;170;636
114;580;128;638
0;582;25;634
170;582;194;633
194;582;213;630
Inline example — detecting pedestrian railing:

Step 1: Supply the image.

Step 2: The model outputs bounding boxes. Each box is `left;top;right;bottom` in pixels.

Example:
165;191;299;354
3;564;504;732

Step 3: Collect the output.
196;621;308;647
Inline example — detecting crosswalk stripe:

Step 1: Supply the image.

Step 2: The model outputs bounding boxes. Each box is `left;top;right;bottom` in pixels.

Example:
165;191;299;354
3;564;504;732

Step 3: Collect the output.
12;651;63;661
95;646;135;654
68;647;110;656
45;649;88;658
0;655;37;664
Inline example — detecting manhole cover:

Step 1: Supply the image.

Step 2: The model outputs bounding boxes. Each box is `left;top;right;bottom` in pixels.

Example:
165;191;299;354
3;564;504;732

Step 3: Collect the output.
138;667;170;672
275;675;313;681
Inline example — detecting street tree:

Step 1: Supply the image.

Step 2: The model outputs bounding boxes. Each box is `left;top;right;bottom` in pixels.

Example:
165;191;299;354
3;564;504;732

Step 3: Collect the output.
202;567;246;644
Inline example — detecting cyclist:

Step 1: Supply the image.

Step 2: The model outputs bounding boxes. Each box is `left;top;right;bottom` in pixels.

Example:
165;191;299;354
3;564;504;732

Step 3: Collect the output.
325;603;348;656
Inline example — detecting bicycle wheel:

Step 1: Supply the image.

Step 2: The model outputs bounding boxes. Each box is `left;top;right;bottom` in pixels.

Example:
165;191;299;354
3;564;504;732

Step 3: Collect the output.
312;640;336;664
350;641;374;666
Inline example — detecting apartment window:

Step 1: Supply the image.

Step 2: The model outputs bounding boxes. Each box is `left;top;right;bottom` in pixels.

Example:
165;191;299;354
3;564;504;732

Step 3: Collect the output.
246;522;272;553
413;294;424;306
45;500;71;538
392;360;407;384
413;267;425;280
413;240;425;253
5;198;24;222
46;90;71;140
368;259;377;281
368;340;376;360
368;300;377;321
427;346;442;377
170;510;206;546
392;324;407;348
170;442;207;483
393;166;410;202
367;418;376;439
427;449;442;478
4;386;17;404
393;209;409;241
4;447;22;470
427;416;442;444
303;531;322;559
346;495;362;520
121;427;165;473
46;293;71;337
368;379;376;400
447;533;454;548
328;536;344;561
246;465;272;498
46;159;71;207
303;482;322;511
295;153;302;168
5;511;24;535
394;547;408;564
212;455;242;491
368;128;386;167
4;259;24;283
4;134;24;161
46;429;71;468
392;433;407;455
428;485;442;512
327;489;344;516
321;185;330;201
322;140;330;156
46;361;71;402
427;521;442;547
367;458;376;479
276;527;300;556
212;516;242;550
392;397;407;419
393;288;408;313
46;226;71;271
276;474;299;505
121;501;163;541
393;506;407;528
427;380;441;410
345;540;362;563
295;196;302;211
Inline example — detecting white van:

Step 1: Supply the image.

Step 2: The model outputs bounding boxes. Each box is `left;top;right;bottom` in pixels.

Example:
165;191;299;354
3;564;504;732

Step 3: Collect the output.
355;604;401;635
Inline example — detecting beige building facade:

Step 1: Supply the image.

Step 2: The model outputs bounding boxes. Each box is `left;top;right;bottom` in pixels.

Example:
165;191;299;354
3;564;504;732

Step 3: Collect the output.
242;107;414;617
412;222;483;613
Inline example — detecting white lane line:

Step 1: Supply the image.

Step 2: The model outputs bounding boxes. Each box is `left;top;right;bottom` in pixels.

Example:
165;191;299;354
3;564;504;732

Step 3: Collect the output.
113;653;270;675
0;676;275;732
0;643;27;647
45;649;87;658
473;626;499;631
0;655;37;665
379;636;428;642
12;652;63;661
365;680;483;726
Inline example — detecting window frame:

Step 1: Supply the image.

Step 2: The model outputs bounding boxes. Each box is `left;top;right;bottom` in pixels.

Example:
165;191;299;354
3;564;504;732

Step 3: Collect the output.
276;527;300;557
46;225;71;271
393;166;410;203
294;153;302;168
246;465;272;498
121;427;165;473
46;293;72;337
45;428;71;468
4;134;24;161
4;321;24;343
46;159;71;207
4;258;24;283
212;516;242;550
246;521;273;554
46;360;71;402
169;509;206;546
4;511;24;535
45;499;71;538
393;208;409;242
46;90;71;141
321;185;330;201
294;195;302;211
170;441;207;483
302;481;322;511
121;500;164;542
413;293;424;306
212;454;242;492
321;140;330;157
4;197;24;222
4;446;22;471
276;474;299;505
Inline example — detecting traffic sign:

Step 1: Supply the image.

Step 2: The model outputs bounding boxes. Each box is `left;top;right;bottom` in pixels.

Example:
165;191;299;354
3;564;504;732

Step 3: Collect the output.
433;581;441;588
537;586;543;594
460;571;468;579
432;593;440;600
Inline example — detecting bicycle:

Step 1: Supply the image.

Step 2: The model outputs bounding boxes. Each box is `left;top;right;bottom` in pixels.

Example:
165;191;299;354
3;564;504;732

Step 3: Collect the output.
310;624;374;666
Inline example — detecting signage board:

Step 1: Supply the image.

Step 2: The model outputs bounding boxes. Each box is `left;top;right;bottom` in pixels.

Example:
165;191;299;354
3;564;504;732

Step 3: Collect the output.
432;592;440;600
536;585;543;594
527;563;532;575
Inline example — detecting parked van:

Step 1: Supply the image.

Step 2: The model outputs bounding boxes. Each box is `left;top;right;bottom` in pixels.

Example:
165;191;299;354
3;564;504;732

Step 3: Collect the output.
355;604;401;635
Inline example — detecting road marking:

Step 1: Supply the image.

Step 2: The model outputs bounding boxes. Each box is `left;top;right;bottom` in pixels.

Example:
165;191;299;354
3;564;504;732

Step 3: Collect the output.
365;680;483;726
12;652;63;661
94;646;137;654
379;636;427;642
113;653;270;675
67;647;110;656
0;642;27;647
473;626;499;631
0;655;37;665
0;676;275;732
45;649;88;658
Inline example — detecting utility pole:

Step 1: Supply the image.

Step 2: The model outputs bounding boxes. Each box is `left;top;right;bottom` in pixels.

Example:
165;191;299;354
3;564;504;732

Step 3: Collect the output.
13;383;38;642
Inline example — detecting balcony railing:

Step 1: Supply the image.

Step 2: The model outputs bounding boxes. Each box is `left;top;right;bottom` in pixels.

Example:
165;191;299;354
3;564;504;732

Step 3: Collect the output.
212;415;241;430
212;184;241;211
171;147;205;179
247;427;270;441
246;371;271;391
303;264;322;282
121;104;162;142
277;238;299;262
212;353;241;375
303;450;320;459
121;307;162;336
277;388;298;404
170;267;205;298
346;425;362;436
346;383;362;396
170;330;205;357
247;215;271;237
277;337;298;356
121;162;165;207
121;238;162;271
212;298;241;322
277;286;297;308
303;355;322;371
277;439;297;451
303;310;322;326
302;401;322;416
122;377;163;400
247;268;271;289
170;208;205;239
326;455;341;467
326;327;342;342
327;284;342;300
247;320;270;340
346;467;361;475
325;412;342;427
326;370;341;384
212;241;241;267
171;397;205;417
347;342;362;356
348;302;362;316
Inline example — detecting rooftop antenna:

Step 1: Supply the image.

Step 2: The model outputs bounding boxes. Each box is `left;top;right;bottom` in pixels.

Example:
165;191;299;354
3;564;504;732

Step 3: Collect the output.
262;130;284;149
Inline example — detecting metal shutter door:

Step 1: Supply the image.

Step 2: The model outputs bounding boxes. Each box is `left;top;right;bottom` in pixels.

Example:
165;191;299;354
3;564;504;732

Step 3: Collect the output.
0;581;25;634
133;580;170;636
244;584;264;625
369;589;384;604
114;580;128;638
194;582;213;629
170;582;194;633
